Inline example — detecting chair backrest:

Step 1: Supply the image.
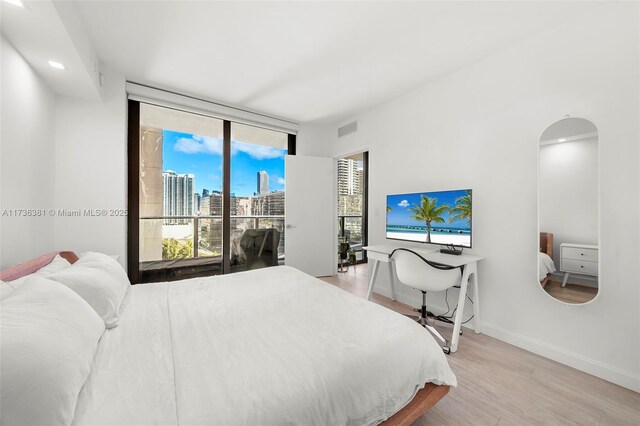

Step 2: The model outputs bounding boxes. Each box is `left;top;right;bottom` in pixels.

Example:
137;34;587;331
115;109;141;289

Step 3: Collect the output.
239;228;280;255
391;249;461;293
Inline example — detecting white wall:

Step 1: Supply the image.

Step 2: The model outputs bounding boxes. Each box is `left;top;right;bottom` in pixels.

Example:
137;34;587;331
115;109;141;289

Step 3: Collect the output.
0;36;56;268
329;4;639;391
296;124;332;157
540;138;598;268
53;68;127;262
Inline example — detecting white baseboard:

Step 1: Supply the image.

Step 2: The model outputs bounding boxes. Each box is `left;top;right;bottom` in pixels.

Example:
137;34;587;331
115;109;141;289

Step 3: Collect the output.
372;286;639;393
480;323;640;393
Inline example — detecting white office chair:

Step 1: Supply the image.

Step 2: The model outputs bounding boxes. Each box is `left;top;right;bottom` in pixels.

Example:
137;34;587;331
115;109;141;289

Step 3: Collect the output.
390;248;462;354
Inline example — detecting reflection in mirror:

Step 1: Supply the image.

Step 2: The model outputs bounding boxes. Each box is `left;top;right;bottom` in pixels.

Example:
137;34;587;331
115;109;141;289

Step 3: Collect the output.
538;118;598;304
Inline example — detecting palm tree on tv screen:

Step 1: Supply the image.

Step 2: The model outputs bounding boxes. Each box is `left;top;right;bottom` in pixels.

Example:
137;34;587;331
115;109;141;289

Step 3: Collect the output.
386;206;392;212
448;191;472;225
409;195;449;243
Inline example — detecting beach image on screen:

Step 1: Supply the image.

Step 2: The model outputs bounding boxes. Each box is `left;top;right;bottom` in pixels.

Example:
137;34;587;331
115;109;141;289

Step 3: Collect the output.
386;189;472;247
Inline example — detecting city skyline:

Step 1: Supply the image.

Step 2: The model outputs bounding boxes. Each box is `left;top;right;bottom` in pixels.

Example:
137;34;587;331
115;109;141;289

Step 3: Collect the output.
162;130;287;197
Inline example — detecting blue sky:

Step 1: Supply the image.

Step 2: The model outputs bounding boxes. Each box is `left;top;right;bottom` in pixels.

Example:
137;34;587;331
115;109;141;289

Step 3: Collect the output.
386;189;471;228
162;130;287;197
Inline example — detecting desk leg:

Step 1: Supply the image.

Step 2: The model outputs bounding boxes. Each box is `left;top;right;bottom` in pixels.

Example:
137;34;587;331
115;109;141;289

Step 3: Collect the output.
388;260;397;301
366;260;380;301
450;262;474;353
469;263;480;334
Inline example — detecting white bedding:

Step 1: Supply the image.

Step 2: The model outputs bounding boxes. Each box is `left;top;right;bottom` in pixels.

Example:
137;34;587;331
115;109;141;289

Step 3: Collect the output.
73;266;456;425
539;252;556;281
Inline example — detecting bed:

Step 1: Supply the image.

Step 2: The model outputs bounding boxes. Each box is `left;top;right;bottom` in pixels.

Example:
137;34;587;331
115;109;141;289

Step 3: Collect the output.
1;252;455;425
539;232;556;288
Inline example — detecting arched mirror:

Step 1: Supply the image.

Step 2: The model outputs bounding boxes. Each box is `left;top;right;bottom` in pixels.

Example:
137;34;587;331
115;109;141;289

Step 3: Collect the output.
538;117;599;304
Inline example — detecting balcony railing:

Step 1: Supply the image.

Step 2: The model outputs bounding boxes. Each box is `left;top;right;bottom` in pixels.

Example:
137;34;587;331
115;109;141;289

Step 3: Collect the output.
140;215;285;262
338;213;364;248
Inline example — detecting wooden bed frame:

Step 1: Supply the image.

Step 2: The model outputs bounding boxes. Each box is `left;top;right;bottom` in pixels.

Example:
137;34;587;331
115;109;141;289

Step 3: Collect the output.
540;232;554;288
383;383;450;425
0;251;451;423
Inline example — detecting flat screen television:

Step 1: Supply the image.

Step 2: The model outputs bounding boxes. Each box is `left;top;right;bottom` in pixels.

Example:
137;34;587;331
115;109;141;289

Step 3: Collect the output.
386;189;472;248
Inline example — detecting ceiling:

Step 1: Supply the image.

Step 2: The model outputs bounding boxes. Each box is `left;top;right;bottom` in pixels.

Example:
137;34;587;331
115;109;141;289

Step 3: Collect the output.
2;1;607;125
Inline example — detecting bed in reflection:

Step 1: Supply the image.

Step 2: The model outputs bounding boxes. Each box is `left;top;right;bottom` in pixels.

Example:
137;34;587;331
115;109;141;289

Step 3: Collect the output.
539;232;556;288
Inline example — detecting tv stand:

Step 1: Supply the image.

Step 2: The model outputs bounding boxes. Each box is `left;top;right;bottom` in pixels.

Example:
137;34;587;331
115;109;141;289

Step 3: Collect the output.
440;247;463;256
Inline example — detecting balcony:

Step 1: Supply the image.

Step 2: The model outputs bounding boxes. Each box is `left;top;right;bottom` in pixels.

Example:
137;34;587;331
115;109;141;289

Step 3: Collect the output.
338;214;365;263
139;215;285;281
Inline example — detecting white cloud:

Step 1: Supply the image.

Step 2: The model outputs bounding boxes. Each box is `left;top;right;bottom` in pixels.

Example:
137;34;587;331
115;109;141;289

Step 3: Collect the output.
174;135;222;155
174;136;285;161
232;141;285;160
272;175;285;185
398;200;409;207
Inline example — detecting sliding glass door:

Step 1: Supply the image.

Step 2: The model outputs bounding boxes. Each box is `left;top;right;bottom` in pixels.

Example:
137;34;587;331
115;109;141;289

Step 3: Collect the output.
229;123;288;273
337;152;368;264
128;101;293;283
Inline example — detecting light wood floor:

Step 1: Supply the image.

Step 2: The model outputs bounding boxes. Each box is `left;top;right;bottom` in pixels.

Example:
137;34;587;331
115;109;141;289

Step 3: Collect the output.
320;264;640;426
544;279;598;304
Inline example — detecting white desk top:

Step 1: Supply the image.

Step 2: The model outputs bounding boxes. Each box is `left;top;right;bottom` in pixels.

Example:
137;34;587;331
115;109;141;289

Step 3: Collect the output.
363;244;484;268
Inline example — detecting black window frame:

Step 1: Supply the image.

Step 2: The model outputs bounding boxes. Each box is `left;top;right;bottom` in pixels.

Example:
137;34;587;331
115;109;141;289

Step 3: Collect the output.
126;99;296;283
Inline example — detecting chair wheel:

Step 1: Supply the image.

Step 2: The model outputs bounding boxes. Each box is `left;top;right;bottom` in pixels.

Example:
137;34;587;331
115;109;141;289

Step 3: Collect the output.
442;346;451;354
459;329;463;335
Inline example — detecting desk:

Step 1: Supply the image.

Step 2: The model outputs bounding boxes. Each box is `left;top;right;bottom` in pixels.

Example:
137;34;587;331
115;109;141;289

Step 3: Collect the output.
363;244;484;353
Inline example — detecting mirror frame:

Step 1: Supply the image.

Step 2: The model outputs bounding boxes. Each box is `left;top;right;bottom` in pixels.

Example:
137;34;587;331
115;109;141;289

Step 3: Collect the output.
536;115;601;306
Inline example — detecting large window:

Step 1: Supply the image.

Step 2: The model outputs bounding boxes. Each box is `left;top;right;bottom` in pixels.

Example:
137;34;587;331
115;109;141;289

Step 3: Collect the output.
129;102;293;283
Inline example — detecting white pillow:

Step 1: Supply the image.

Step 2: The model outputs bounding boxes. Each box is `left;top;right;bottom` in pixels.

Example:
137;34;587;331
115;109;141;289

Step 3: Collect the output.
0;280;13;300
7;254;72;289
49;252;130;328
0;276;105;425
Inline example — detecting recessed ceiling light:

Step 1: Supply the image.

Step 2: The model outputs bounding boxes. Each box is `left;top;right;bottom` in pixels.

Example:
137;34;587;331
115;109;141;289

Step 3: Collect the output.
558;138;567;142
3;0;24;8
48;60;65;70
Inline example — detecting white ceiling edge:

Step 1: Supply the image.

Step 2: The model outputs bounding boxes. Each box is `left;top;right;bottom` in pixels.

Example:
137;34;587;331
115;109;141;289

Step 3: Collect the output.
51;1;102;98
0;0;102;101
128;82;299;135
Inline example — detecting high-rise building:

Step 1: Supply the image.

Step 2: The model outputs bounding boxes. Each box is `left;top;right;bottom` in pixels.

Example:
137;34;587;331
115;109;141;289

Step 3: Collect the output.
337;159;362;196
198;190;238;216
194;193;201;214
355;167;364;194
209;191;223;215
200;195;211;216
163;171;194;224
251;191;285;216
202;189;210;197
256;171;269;195
236;197;252;216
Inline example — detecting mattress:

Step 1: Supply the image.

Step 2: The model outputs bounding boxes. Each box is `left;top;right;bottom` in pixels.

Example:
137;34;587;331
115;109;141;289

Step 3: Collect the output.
73;266;456;425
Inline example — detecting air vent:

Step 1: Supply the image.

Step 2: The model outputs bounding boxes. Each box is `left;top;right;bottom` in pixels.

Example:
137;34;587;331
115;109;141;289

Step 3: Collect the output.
338;121;358;138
